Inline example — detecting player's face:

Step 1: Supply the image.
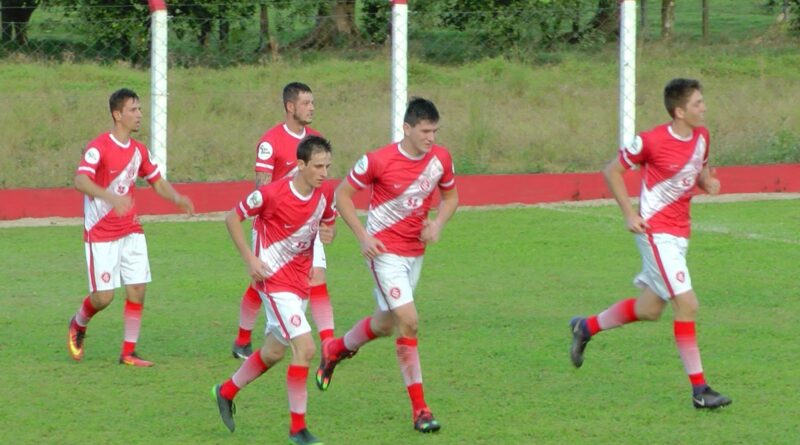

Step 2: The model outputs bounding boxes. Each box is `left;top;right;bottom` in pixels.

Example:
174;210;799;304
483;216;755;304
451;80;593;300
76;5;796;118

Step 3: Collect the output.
404;119;439;156
289;92;315;126
298;150;331;189
677;90;706;128
114;98;143;133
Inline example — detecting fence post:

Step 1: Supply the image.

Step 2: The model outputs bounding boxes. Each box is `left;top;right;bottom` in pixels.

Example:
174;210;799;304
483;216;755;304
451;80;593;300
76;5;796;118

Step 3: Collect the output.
149;0;168;178
619;0;637;149
391;0;408;143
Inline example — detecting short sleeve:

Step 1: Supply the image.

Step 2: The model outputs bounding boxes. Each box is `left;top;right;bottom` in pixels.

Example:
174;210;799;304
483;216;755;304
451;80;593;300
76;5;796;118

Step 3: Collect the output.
437;150;456;191
76;144;101;180
255;139;275;173
236;188;268;220
618;134;648;170
346;153;375;190
138;145;162;184
321;182;337;224
701;129;710;167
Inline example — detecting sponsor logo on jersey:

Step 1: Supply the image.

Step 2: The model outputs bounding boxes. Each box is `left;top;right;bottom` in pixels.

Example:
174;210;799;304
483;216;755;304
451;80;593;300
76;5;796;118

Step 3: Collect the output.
290;314;302;327
258;142;274;160
389;287;401;299
247;190;264;208
85;147;100;164
354;155;368;175
419;177;432;192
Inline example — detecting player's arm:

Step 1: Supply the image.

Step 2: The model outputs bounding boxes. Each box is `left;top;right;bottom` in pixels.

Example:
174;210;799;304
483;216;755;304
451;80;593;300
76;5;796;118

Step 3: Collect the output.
420;187;459;244
74;173;132;216
255;172;272;189
335;180;385;259
697;166;721;195
225;209;267;281
602;157;648;234
152;178;194;215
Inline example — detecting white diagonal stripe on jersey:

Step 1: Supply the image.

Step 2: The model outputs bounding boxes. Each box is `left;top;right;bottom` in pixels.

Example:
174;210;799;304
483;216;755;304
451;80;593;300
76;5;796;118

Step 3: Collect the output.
640;135;706;222
366;157;445;235
84;150;142;232
258;195;327;279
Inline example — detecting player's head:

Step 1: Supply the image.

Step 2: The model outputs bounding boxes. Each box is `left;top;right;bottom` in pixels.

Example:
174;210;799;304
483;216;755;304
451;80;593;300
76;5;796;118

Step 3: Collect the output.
109;88;142;132
664;78;705;127
402;97;440;155
283;82;314;126
296;135;332;188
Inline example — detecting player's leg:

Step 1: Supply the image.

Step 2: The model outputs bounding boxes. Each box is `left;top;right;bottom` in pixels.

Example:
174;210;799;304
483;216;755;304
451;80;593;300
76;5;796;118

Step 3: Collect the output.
308;235;335;343
287;332;321;444
671;290;731;409
232;283;261;359
117;234;153;367
68;239;121;361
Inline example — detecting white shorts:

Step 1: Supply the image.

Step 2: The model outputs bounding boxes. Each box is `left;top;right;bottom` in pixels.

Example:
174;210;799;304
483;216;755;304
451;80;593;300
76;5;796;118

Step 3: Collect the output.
633;233;692;300
84;233;151;292
258;290;311;345
369;253;424;311
312;232;326;269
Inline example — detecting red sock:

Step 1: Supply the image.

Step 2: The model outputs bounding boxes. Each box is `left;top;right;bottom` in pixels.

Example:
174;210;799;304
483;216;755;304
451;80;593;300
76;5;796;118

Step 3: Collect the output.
309;283;335;342
121;300;143;356
287;365;309;434
236;285;261;346
674;321;705;389
587;297;638;336
74;295;98;328
342;317;377;351
396;337;426;412
407;383;427;413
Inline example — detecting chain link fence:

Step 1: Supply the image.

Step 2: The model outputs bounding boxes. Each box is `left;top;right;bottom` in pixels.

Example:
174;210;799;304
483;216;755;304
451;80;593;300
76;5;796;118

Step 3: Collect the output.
1;1;799;188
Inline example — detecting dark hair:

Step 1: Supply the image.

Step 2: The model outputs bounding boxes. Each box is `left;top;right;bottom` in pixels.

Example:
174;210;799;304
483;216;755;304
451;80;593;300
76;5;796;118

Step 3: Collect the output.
297;135;332;163
664;78;702;118
283;82;312;111
404;97;439;126
109;88;139;119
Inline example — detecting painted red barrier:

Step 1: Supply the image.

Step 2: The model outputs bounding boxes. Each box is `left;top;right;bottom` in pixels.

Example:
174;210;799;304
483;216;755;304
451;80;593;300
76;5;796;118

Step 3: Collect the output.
1;164;798;221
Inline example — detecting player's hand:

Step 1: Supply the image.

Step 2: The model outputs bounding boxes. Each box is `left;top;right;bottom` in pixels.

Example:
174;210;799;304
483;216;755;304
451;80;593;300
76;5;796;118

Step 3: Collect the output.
702;169;721;195
175;194;195;215
419;219;442;244
319;223;336;244
625;215;649;234
359;236;386;260
110;194;133;216
246;255;268;282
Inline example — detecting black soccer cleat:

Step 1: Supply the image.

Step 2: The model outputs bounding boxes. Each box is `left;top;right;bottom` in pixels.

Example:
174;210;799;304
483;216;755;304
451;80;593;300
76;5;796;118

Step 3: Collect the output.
212;384;236;432
289;428;323;445
315;338;355;391
692;387;732;409
232;342;253;360
413;408;441;433
569;316;591;368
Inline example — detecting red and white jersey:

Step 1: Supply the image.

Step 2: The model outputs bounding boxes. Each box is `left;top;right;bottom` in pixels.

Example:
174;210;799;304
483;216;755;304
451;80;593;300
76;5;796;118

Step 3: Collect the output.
235;177;336;297
619;123;710;238
347;143;456;257
76;132;161;242
254;123;321;181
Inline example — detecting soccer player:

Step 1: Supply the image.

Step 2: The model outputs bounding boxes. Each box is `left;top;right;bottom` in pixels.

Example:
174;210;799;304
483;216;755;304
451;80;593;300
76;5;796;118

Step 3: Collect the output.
213;136;335;445
232;82;336;359
315;98;458;433
66;88;194;367
569;78;732;409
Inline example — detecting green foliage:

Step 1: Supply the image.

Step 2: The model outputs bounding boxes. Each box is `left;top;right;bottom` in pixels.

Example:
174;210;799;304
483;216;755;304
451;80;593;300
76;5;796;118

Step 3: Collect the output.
360;0;391;44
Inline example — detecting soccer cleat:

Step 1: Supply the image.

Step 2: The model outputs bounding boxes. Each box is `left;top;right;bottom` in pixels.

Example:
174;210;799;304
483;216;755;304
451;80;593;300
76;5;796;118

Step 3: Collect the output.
119;352;154;367
315;338;355;391
413;408;441;433
232;342;253;360
288;428;323;445
67;317;86;361
569;316;591;368
212;384;236;432
692;387;732;409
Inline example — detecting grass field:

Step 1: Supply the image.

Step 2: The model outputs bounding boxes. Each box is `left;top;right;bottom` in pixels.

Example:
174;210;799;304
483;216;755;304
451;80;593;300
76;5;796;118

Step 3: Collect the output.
1;198;799;444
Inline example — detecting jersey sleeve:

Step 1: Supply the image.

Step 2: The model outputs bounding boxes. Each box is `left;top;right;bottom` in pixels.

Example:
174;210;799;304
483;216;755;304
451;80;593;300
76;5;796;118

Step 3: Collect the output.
255;137;276;173
618;133;649;170
437;150;456;191
346;153;376;191
321;181;337;225
137;145;162;184
236;187;269;220
701;128;710;167
76;143;101;180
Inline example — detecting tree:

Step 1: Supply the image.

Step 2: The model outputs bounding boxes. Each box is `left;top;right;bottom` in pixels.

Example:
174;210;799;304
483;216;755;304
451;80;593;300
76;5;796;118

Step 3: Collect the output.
1;0;39;45
661;0;675;40
292;0;358;50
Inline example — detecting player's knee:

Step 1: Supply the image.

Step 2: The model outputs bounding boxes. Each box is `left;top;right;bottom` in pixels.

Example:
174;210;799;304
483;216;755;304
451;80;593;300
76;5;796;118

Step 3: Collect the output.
397;319;418;338
260;347;286;366
371;317;395;337
91;291;114;309
296;343;315;363
637;307;662;321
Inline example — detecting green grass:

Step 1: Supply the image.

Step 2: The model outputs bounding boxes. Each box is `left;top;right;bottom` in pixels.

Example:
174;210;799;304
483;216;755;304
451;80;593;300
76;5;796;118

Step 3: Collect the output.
1;199;799;444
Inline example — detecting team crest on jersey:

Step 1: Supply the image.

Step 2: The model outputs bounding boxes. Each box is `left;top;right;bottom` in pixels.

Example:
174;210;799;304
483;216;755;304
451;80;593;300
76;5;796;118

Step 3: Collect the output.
84;147;100;164
290;315;302;327
389;287;401;299
101;272;111;283
115;184;129;195
419;177;432;192
354;155;368;175
627;135;644;155
258;142;274;160
247;191;263;208
676;271;686;283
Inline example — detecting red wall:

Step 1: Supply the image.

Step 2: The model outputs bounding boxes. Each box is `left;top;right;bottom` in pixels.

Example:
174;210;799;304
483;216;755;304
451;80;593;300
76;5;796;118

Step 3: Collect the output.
1;164;798;220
